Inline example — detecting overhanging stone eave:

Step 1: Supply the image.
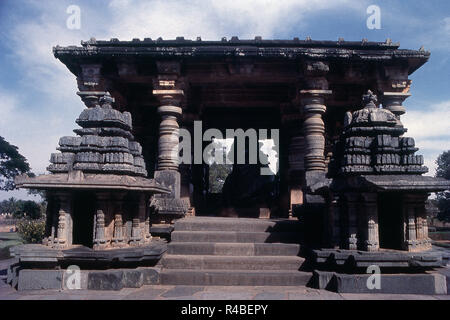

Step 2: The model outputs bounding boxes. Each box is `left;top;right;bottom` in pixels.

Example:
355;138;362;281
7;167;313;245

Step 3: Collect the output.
53;46;429;59
53;44;430;79
330;174;450;193
360;174;450;192
15;173;171;194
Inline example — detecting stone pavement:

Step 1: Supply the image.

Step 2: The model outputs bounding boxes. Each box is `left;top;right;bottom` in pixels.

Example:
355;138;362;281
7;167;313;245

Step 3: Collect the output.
1;281;449;300
1;257;449;300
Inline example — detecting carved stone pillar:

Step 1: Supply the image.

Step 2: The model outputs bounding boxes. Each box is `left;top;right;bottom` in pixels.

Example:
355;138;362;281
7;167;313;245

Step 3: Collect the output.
301;60;331;178
152;62;184;197
150;62;188;221
53;193;72;248
301;90;331;172
111;193;126;247
93;192;109;249
361;193;379;251
112;214;125;246
55;209;67;247
403;194;418;251
140;193;151;243
345;193;359;250
93;210;107;249
416;194;432;250
156;104;183;172
129;218;142;246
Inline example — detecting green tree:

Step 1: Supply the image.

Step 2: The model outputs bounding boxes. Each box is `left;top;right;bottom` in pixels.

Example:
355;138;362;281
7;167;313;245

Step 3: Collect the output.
0;136;31;190
435;150;450;222
209;163;233;193
0;197;45;219
0;197;20;214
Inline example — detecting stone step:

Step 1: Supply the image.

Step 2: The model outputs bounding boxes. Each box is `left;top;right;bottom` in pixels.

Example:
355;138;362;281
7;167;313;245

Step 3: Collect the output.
171;231;302;243
160;269;312;286
162;254;305;270
167;242;302;256
174;217;303;232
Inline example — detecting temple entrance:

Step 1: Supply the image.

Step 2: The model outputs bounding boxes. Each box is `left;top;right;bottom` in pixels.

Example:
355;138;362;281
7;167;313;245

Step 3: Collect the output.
191;107;282;218
72;192;95;247
378;193;403;250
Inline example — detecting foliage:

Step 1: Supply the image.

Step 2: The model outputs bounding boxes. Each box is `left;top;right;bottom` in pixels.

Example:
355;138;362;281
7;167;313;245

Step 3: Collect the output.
0;232;23;260
16;218;46;244
0;136;31;191
435;150;450;222
209;163;233;193
0;197;46;219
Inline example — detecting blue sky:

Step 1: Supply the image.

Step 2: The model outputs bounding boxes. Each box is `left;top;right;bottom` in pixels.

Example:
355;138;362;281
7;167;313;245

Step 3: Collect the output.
0;0;449;200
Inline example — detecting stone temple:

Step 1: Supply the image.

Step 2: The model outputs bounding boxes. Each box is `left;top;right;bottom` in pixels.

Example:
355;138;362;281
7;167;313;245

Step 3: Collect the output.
8;37;450;293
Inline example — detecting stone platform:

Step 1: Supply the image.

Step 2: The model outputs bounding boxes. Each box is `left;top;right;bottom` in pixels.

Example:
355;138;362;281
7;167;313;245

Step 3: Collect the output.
312;248;446;269
10;240;167;267
312;270;448;295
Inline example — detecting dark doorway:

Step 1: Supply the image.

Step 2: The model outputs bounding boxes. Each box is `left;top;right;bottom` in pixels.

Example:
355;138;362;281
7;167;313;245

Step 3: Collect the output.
377;193;403;250
191;106;282;217
72;192;95;247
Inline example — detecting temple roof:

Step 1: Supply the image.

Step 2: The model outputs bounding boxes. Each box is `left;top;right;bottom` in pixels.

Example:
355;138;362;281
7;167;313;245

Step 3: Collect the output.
53;37;430;75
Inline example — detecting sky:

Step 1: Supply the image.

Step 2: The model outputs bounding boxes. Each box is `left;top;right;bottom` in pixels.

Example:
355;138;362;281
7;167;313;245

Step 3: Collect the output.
0;0;449;201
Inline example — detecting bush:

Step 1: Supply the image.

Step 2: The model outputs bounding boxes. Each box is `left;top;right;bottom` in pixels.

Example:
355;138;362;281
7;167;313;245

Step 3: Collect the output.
16;218;45;244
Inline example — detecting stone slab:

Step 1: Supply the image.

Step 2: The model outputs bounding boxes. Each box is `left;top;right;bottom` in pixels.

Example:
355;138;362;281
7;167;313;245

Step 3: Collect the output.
162;254;304;270
174;217;303;233
122;269;144;288
313;248;444;269
137;267;160;285
87;270;124;291
160;269;312;286
161;285;204;298
253;291;287;300
17;269;63;291
167;242;301;256
171;231;302;243
332;273;447;295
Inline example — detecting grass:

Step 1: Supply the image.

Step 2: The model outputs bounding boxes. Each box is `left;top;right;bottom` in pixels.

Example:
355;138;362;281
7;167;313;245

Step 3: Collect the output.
0;232;23;260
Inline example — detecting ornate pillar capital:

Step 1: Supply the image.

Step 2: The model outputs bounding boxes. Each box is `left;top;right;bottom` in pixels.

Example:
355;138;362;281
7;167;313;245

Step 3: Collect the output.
302;60;330;90
380;92;411;118
76;63;107;108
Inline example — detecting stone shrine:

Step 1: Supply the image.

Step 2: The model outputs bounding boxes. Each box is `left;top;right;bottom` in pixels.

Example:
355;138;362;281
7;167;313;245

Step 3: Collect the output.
15;93;170;251
8;37;450;293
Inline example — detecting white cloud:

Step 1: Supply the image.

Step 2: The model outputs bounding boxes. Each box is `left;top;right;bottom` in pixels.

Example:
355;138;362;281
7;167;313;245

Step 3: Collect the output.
402;101;450;139
0;90;18;127
107;0;357;40
443;17;450;34
402;100;450;176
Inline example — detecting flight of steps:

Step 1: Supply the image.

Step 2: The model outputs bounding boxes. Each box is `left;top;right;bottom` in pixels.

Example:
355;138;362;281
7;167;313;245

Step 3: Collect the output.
159;216;312;286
